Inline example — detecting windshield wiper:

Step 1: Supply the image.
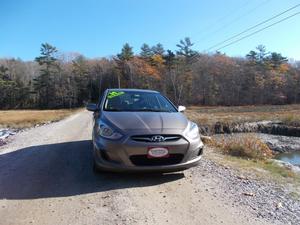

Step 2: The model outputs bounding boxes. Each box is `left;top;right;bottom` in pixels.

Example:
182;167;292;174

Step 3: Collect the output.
133;109;171;112
105;108;172;112
104;109;124;112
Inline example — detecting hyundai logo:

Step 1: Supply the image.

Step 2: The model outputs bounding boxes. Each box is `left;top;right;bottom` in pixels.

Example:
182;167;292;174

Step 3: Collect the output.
151;135;165;142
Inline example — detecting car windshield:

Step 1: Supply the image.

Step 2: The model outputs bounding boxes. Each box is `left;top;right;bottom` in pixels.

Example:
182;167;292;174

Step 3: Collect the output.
103;91;177;112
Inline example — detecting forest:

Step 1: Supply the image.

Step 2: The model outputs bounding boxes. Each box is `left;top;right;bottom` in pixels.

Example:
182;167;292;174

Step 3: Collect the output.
1;37;300;109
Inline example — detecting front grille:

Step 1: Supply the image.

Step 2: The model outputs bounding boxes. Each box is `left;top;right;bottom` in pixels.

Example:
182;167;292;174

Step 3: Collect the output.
131;135;181;142
130;154;184;166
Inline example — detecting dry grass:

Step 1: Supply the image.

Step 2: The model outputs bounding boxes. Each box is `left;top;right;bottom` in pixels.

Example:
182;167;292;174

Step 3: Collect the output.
209;134;273;160
189;105;300;185
0;108;82;128
186;104;300;127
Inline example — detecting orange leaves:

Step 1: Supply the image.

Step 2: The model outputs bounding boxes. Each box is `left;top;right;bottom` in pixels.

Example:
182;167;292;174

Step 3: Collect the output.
129;57;161;80
151;54;165;66
278;63;289;74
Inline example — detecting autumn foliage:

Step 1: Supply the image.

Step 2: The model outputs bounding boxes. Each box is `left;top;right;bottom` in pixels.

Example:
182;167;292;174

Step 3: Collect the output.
0;40;300;109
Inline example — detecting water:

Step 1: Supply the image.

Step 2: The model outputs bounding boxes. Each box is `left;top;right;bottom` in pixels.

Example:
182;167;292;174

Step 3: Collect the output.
256;133;300;167
276;151;300;166
213;133;300;167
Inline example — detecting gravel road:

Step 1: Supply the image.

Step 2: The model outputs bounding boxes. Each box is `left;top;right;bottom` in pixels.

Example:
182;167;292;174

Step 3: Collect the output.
0;111;298;225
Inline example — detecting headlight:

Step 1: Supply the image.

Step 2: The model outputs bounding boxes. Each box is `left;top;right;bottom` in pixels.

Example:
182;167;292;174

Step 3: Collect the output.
96;122;123;140
186;122;200;139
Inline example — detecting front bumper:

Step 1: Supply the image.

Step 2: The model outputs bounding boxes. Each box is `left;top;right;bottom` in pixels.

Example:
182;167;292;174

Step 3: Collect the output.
94;151;202;172
92;131;203;172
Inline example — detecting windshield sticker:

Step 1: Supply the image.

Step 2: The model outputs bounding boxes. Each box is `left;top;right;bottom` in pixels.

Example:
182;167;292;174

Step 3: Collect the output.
107;91;125;99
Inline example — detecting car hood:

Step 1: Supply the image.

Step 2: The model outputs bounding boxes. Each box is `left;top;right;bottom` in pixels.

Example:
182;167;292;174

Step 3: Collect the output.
102;111;189;132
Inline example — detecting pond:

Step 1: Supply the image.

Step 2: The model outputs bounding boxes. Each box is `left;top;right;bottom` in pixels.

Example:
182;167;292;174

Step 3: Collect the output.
256;133;300;167
275;151;300;166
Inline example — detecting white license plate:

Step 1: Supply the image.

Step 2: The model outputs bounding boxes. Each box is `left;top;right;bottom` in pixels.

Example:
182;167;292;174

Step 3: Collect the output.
148;147;169;158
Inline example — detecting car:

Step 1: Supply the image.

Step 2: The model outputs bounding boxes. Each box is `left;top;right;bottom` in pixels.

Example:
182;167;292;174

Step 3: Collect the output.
86;88;203;172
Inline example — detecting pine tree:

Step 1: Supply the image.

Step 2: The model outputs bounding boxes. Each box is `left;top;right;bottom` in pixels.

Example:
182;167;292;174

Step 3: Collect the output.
152;43;165;56
117;43;134;61
140;43;153;59
72;55;91;104
114;43;134;87
176;37;198;59
34;43;59;108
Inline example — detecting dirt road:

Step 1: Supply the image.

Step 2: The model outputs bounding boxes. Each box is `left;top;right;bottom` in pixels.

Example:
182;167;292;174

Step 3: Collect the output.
0;111;283;225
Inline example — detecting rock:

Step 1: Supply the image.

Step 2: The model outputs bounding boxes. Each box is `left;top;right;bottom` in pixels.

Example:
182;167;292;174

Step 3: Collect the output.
214;122;223;134
243;192;255;197
237;175;247;180
257;133;300;153
0;129;11;140
0;139;6;146
276;202;283;209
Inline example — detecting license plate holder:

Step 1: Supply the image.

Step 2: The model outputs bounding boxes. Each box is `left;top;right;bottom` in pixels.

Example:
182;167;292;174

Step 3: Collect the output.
147;147;169;158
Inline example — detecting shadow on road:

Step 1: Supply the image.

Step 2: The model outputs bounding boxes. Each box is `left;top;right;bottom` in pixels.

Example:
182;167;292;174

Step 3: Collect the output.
0;140;184;200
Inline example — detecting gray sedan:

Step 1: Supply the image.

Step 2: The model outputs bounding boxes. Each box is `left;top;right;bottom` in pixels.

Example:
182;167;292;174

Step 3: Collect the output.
87;89;203;172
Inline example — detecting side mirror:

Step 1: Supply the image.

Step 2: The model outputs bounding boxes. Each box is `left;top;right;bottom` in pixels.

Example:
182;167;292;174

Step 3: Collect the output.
178;105;186;112
86;103;98;112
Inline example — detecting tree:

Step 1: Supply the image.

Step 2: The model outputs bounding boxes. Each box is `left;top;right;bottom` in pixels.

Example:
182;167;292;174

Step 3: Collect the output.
115;43;134;88
72;55;91;104
256;45;268;63
140;43;153;59
117;43;134;61
1;42;300;109
246;50;258;62
266;52;288;69
176;37;198;60
34;43;59;108
0;65;14;108
175;38;198;104
152;43;165;56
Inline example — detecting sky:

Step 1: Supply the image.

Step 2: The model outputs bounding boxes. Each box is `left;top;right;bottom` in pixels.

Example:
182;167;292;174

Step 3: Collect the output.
1;0;300;61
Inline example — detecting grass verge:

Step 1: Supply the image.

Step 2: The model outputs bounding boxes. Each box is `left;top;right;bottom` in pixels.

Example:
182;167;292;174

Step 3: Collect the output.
0;108;82;129
222;154;299;182
206;134;300;184
186;104;300;127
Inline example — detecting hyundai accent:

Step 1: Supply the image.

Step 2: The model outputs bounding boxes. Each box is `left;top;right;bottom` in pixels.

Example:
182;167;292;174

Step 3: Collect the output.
86;89;203;172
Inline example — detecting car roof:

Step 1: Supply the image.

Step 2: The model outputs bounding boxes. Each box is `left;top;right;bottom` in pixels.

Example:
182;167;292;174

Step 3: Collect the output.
106;88;159;93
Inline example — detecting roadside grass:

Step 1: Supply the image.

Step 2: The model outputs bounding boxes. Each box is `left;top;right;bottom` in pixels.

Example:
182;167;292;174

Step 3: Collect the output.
186;104;300;127
206;134;300;184
191;105;300;187
224;155;300;183
289;191;300;200
0;108;82;129
210;134;273;160
206;146;300;185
